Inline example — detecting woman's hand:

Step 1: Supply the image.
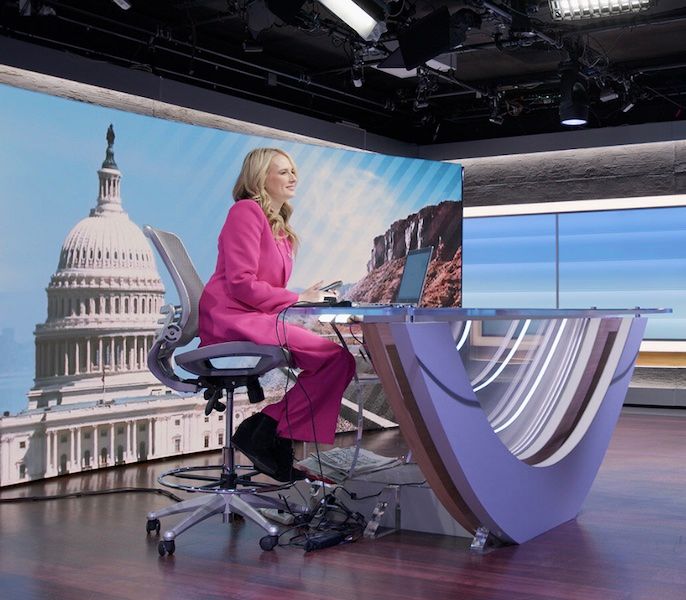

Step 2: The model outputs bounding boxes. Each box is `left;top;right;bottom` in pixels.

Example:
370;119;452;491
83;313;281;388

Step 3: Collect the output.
298;280;327;303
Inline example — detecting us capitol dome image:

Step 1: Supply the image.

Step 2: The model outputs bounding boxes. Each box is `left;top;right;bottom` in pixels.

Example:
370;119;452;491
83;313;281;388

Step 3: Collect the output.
0;127;249;487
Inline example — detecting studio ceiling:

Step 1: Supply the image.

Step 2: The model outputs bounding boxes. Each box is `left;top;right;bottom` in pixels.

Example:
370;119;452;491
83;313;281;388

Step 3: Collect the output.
1;0;686;145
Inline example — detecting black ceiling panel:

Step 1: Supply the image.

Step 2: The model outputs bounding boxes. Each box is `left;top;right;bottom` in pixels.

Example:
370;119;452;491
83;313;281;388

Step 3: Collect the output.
1;0;685;144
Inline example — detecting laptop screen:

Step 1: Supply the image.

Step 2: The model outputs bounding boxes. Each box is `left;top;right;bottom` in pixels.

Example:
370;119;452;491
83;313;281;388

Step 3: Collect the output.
394;246;433;305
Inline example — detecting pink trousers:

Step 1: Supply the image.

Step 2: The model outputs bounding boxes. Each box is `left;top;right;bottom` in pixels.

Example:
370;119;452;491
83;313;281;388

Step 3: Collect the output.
260;321;357;444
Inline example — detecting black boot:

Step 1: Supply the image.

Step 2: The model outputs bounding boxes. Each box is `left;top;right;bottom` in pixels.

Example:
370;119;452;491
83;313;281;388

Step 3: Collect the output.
272;436;307;482
231;412;278;477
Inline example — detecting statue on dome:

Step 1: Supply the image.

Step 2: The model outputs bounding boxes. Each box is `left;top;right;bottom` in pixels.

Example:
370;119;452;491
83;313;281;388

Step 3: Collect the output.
102;124;118;169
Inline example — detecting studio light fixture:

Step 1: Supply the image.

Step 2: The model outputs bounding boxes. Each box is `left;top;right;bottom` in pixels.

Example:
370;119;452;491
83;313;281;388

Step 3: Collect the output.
398;7;481;70
111;0;132;10
559;63;589;126
549;0;651;21
598;83;619;103
317;0;387;41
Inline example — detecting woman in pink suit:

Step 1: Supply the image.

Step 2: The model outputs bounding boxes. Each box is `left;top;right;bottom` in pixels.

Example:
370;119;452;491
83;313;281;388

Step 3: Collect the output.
198;148;356;481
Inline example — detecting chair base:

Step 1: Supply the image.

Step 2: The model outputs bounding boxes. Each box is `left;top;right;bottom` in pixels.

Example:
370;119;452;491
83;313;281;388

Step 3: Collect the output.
148;464;309;553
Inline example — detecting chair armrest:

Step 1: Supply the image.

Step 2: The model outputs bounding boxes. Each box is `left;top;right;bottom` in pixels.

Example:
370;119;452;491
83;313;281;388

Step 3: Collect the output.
147;339;200;393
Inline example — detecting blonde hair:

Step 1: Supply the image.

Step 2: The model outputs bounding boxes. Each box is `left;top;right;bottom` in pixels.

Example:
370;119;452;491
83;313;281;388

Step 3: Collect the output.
232;147;299;249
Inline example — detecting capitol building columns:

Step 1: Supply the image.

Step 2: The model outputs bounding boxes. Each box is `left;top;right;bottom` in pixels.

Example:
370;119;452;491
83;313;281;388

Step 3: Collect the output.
35;421;136;477
89;426;96;469
1;394;244;485
34;335;158;380
125;421;133;462
46;430;54;474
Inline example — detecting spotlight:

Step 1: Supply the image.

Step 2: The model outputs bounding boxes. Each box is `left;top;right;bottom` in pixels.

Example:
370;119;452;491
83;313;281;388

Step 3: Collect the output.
559;63;588;126
111;0;131;9
549;0;650;20
317;0;387;41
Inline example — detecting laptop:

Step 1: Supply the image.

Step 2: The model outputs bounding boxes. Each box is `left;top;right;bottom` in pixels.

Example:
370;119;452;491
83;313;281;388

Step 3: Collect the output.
310;246;433;325
299;246;433;311
391;246;434;306
341;245;433;309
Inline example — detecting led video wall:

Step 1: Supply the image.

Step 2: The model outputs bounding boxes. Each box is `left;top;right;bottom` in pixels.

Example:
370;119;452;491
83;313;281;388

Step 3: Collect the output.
463;206;686;340
0;82;462;416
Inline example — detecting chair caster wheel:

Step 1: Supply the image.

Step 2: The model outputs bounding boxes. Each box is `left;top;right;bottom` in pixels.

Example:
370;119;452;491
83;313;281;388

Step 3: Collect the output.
146;518;161;534
259;535;278;551
158;539;175;556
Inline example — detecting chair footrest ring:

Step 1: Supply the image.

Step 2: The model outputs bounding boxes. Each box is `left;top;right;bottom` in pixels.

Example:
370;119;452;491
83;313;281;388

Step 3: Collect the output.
157;464;292;494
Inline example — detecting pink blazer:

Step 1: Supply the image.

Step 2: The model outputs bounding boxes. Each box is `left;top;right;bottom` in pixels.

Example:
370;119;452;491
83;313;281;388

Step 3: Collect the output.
198;199;299;346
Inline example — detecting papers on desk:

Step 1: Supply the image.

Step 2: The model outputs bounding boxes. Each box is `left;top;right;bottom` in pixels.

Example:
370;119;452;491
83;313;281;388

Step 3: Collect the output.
296;447;401;483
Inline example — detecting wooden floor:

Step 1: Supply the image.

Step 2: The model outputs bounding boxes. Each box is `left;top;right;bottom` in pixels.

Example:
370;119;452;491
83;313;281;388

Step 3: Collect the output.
1;408;685;600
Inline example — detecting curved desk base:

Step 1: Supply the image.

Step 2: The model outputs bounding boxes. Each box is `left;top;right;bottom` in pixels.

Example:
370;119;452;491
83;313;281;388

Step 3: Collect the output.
362;316;646;544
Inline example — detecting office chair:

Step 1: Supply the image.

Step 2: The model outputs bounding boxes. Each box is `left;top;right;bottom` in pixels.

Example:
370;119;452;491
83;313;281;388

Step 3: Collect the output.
143;225;306;555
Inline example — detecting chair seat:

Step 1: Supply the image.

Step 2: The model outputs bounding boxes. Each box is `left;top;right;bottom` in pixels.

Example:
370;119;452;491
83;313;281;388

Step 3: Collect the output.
175;341;289;379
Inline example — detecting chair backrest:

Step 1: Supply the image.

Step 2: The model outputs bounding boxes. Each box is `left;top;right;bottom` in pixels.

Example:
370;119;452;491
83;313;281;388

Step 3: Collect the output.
143;225;290;395
144;225;204;348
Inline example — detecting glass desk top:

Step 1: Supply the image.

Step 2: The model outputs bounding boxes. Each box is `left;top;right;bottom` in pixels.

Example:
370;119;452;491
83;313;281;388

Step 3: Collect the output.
285;305;671;322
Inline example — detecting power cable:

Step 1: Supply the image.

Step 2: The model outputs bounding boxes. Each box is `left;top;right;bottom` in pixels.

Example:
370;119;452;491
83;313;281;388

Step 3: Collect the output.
0;486;183;504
